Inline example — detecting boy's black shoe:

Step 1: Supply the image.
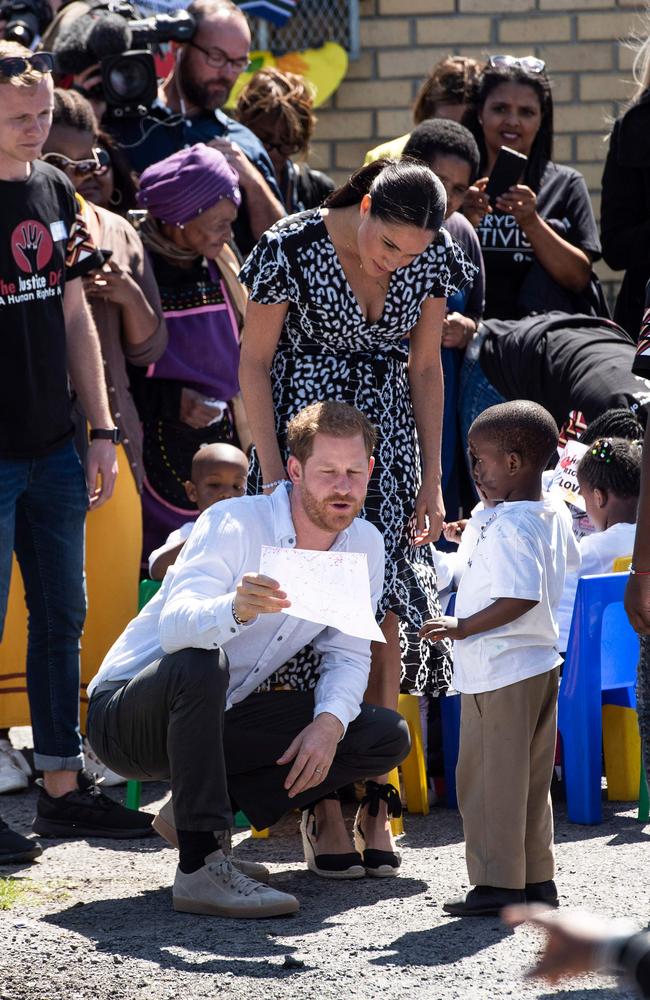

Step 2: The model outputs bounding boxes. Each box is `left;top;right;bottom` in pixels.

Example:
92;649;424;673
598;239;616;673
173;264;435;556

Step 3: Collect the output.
525;879;559;907
443;885;526;917
32;770;154;839
0;818;43;863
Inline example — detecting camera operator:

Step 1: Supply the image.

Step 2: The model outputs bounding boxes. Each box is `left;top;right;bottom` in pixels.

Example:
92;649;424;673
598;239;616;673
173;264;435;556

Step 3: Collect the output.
51;0;284;255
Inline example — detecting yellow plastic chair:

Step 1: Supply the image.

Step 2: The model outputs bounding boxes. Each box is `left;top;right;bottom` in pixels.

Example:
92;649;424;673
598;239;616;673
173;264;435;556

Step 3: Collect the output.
600;556;638;801
386;693;431;835
602;704;641;800
397;693;430;816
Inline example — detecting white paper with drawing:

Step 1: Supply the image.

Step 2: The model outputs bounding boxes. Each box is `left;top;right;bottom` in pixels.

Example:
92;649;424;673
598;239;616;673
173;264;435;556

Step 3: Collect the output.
258;546;386;643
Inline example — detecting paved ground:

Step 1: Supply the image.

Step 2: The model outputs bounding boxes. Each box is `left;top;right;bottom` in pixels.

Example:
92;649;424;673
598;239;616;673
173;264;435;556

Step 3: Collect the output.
0;773;647;1000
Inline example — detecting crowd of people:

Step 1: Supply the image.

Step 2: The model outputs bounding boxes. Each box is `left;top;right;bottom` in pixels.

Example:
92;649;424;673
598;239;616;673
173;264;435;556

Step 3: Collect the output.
1;0;650;989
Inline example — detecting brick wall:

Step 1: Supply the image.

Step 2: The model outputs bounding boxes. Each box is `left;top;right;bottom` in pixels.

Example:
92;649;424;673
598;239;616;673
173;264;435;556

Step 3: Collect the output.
310;0;649;304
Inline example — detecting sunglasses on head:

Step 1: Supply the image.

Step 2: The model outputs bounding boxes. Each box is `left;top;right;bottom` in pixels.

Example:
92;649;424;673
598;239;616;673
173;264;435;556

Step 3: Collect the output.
0;51;54;78
42;147;111;177
488;55;546;75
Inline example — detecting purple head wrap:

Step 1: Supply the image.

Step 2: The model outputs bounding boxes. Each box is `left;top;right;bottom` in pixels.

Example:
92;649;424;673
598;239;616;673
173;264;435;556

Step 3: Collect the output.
136;143;241;227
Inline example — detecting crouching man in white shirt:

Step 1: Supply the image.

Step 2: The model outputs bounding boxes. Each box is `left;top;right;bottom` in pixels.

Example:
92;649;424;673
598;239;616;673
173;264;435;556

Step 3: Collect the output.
86;401;410;919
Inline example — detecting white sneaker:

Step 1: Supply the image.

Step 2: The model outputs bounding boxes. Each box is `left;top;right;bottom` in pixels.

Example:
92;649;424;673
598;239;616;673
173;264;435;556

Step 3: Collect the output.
173;848;299;918
0;740;31;794
153;798;270;881
82;738;126;787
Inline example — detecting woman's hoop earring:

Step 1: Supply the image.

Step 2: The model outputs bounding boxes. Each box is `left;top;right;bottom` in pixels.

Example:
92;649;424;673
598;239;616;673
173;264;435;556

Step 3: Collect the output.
109;188;123;207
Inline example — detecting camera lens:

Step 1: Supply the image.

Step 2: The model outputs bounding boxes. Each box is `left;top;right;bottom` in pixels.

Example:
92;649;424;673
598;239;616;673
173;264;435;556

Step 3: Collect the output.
5;15;37;46
101;51;157;116
106;57;149;100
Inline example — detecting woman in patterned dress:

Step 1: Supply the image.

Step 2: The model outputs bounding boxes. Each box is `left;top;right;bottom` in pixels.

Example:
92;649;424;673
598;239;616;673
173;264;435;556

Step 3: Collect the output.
238;160;475;873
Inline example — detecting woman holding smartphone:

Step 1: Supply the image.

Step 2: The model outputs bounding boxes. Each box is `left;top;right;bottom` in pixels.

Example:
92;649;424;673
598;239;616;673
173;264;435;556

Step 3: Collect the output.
463;56;600;321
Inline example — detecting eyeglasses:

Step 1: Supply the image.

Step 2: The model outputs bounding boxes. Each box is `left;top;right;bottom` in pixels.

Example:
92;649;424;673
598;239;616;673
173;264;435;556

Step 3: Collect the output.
0;51;54;78
42;147;111;177
264;139;304;157
187;40;250;73
488;55;546;74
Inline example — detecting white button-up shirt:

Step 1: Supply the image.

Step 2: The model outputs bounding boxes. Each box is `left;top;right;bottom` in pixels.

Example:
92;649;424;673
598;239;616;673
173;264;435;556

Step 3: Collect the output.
88;486;385;732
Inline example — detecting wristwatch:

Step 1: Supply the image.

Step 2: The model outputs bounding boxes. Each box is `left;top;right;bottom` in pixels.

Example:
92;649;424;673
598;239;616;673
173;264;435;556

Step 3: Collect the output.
89;427;121;443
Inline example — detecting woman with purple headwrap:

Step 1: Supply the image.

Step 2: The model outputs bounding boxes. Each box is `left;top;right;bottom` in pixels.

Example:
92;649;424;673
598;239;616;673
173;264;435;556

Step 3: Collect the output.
132;143;251;563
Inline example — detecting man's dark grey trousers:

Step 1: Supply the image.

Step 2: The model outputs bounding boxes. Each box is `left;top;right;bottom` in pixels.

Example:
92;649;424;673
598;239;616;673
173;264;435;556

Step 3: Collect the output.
87;648;410;830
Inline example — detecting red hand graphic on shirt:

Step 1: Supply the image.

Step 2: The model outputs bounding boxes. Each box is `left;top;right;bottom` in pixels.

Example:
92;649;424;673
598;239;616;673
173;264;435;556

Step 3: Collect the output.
11;219;53;274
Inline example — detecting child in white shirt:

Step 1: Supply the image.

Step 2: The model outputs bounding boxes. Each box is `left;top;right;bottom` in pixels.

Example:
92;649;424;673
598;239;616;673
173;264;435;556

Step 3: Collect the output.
149;442;249;580
557;437;641;650
420;400;580;917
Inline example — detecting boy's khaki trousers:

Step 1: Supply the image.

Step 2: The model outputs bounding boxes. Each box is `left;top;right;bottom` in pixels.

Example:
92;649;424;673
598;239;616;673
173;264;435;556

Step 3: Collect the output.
456;666;560;889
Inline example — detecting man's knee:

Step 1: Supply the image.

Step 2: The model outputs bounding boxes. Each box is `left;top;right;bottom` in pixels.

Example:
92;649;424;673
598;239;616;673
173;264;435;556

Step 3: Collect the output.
384;708;411;766
349;704;411;765
160;647;229;700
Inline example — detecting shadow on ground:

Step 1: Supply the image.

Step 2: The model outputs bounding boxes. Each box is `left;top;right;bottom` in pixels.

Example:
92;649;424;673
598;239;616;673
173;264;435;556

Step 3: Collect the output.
42;870;430;978
369;919;512;967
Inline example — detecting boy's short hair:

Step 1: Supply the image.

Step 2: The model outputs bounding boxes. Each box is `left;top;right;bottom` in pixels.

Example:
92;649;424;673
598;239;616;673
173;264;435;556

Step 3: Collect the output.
470;400;559;469
0;41;46;87
190;442;248;481
287;401;377;464
403;119;480;184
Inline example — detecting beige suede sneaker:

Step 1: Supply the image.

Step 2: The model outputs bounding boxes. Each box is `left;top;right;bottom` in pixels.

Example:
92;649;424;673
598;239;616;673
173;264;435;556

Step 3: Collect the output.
173;849;299;918
153;798;270;882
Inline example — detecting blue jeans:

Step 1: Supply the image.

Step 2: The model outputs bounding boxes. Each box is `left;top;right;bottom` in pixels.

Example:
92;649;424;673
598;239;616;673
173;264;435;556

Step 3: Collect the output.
0;441;88;770
459;329;507;454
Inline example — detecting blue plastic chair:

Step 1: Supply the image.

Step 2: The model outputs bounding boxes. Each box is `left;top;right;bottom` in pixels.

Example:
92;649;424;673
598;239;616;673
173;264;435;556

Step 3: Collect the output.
437;592;461;808
558;573;639;824
440;692;461;808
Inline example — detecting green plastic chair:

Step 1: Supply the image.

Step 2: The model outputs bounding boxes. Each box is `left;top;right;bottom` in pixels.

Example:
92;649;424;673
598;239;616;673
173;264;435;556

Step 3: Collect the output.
639;753;649;823
124;579;162;809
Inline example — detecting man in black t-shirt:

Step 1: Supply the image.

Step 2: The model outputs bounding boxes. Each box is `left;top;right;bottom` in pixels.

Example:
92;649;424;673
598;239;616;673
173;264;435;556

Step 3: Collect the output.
0;42;152;865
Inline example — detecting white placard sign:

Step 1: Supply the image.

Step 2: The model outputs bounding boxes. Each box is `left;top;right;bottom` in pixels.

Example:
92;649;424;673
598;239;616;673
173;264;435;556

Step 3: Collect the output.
547;440;589;511
258;545;385;643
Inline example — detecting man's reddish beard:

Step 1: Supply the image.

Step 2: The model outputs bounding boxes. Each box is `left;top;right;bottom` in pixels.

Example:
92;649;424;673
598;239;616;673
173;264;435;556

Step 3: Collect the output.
300;482;364;532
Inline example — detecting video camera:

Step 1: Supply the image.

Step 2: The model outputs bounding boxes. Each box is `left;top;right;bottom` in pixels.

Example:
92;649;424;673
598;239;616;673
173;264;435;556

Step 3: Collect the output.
0;0;53;48
53;2;195;117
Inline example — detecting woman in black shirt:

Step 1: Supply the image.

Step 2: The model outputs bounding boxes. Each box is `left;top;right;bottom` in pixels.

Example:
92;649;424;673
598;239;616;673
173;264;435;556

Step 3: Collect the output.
463;56;601;321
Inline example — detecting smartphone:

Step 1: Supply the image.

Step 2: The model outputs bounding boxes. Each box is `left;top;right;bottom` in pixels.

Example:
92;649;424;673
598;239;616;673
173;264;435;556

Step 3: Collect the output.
485;145;528;205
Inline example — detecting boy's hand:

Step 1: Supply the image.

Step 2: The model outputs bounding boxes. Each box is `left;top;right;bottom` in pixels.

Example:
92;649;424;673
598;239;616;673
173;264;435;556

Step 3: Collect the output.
419;616;466;641
443;519;468;545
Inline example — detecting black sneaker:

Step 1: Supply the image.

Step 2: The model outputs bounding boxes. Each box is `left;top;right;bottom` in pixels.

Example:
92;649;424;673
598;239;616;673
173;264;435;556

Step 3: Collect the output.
32;770;154;839
0;818;43;863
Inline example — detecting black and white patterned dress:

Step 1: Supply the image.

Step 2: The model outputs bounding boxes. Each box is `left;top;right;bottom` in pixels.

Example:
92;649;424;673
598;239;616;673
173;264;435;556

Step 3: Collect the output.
239;208;476;694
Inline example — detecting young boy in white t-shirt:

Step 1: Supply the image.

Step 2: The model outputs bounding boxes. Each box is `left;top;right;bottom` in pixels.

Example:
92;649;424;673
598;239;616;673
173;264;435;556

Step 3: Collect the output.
421;400;580;917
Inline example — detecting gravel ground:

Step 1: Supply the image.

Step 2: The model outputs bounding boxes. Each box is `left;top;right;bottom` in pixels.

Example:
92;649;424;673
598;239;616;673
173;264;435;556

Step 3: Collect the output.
0;767;646;1000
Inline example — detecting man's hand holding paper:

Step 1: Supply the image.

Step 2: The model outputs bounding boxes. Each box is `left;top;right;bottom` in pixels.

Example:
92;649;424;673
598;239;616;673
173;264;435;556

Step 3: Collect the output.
258;545;385;643
233;572;291;623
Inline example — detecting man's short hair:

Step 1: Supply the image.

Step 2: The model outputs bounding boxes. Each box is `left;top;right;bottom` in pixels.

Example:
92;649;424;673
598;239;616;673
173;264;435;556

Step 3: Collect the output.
287;401;377;464
186;0;247;28
403;119;480;184
0;41;46;87
469;400;559;469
